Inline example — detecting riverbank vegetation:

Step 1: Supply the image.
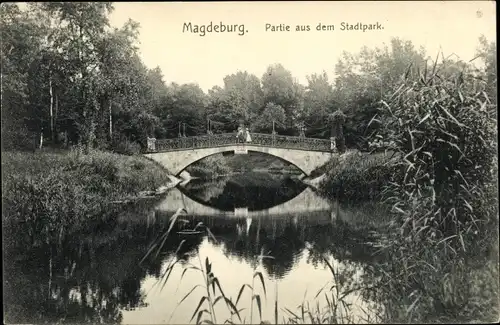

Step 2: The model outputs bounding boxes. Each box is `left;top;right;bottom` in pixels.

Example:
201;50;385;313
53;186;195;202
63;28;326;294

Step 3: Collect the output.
185;155;233;179
312;151;400;202
2;149;172;247
362;51;499;323
312;38;498;322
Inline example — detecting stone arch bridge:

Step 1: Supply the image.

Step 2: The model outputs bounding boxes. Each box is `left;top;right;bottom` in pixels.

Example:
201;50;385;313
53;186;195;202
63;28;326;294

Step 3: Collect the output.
144;132;336;176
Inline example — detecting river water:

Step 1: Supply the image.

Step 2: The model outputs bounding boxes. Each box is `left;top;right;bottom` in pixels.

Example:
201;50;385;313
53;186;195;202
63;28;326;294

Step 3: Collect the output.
4;172;384;324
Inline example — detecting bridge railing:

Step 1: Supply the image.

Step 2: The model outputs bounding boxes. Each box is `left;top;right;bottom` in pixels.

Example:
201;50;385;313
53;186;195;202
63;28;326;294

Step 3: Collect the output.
148;132;332;153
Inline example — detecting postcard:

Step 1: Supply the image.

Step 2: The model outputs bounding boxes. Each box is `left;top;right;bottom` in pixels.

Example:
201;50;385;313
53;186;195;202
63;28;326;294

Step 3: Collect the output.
2;1;497;324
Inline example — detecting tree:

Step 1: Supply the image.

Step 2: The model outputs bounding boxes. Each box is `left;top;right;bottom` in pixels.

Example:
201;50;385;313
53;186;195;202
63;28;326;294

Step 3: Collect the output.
333;38;428;150
222;71;264;124
37;2;114;152
110;54;162;144
161;83;207;137
261;64;304;133
252;102;286;133
205;71;264;133
302;72;335;138
205;86;231;133
95;19;141;143
1;3;46;149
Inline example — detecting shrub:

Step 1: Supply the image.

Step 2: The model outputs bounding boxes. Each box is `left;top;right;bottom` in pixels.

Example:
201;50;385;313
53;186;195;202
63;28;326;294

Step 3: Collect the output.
186;155;232;179
2;150;172;247
317;151;400;202
110;135;142;156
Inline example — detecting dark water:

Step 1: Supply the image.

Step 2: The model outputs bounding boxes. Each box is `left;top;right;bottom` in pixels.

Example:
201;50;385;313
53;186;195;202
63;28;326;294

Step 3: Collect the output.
4;173;383;324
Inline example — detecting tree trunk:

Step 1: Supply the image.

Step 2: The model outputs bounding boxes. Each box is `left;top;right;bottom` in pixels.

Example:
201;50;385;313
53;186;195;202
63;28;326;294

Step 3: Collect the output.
84;116;96;155
54;93;59;143
108;101;112;140
49;72;54;143
64;131;68;148
39;128;44;149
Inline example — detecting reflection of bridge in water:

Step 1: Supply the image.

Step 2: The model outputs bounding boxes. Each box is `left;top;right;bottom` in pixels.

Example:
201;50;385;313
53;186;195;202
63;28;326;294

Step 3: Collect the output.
155;187;334;219
115;188;379;280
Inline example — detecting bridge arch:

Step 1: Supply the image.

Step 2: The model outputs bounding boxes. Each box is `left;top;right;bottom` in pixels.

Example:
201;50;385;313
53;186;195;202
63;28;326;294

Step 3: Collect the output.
180;148;309;176
144;144;333;176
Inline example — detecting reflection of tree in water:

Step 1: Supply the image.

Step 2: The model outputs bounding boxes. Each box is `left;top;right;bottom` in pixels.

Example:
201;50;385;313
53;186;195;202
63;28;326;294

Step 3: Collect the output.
186;214;380;280
3;205;202;324
260;223;306;279
305;219;381;268
204;216;307;279
181;177;228;202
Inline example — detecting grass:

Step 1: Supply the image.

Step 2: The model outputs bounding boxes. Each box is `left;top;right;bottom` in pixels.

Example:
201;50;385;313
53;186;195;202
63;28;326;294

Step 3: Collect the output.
2;148;173;246
186;155;233;179
313;150;400;203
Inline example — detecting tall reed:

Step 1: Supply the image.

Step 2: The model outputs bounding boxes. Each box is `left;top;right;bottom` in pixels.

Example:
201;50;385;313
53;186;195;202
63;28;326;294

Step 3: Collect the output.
365;53;499;322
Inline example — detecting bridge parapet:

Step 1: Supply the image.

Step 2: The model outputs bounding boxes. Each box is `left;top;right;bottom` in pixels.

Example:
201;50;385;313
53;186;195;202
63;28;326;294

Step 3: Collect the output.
148;133;332;153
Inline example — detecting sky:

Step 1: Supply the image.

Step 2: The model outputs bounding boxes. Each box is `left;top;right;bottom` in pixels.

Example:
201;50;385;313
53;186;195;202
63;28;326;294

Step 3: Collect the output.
107;1;496;92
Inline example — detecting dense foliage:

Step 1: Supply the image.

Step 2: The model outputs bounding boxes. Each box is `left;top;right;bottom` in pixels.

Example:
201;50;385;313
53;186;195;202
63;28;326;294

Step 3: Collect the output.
316;151;400;202
360;41;498;322
3;3;469;153
310;35;498;323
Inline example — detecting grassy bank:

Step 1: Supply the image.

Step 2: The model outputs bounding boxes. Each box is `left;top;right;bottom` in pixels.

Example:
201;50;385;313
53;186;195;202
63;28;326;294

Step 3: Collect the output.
2;149;172;246
313;150;401;203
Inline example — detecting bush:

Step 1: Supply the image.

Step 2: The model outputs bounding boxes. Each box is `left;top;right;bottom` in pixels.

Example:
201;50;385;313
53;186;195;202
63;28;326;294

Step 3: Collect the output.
317;150;400;202
110;135;142;156
2;150;172;246
1;124;37;151
185;155;231;179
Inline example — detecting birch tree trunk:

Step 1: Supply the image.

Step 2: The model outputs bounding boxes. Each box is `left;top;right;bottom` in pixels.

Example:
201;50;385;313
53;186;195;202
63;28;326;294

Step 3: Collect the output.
39;127;43;149
49;72;54;143
54;93;59;143
109;101;112;140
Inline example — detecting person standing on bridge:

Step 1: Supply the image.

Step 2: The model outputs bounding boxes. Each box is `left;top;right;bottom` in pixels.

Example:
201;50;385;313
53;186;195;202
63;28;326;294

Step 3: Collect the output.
236;126;244;143
245;127;252;143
